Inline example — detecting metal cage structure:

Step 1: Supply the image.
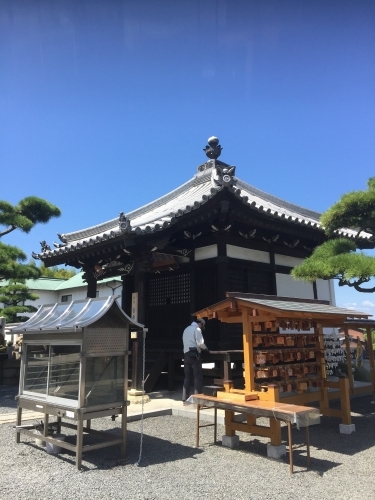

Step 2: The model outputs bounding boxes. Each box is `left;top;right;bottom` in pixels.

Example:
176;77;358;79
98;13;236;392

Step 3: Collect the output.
11;296;144;469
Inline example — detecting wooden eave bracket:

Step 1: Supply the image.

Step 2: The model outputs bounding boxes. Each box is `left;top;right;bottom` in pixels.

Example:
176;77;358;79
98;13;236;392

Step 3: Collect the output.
217;310;242;322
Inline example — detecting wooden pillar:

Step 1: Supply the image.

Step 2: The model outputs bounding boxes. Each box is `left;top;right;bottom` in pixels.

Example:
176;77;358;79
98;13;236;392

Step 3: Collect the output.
242;311;254;393
269;246;277;295
217;241;228;350
316;322;329;413
224;410;236;436
338;374;352;425
344;325;354;391
365;325;375;400
84;270;97;299
131;263;146;392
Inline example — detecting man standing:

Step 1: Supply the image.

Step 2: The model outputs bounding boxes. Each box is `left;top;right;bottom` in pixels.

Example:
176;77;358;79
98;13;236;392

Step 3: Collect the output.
182;317;208;404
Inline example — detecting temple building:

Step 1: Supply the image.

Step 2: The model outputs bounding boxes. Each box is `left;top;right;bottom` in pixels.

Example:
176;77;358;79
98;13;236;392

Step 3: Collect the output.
32;137;365;389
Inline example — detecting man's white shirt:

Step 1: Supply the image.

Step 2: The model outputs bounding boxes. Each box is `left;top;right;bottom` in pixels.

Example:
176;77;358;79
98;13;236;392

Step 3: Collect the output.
183;321;207;353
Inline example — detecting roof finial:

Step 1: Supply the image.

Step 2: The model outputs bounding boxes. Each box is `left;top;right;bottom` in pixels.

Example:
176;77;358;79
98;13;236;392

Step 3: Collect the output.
204;136;222;160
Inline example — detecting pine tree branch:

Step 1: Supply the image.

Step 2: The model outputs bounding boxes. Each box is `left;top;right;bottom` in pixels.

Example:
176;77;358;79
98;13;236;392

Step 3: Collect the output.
353;283;375;293
0;225;16;237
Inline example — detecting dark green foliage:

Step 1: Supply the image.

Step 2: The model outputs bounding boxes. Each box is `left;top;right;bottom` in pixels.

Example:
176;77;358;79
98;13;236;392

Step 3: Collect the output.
292;177;375;293
0;279;39;323
0;242;41;281
321;177;375;238
0;196;61;321
0;197;61;236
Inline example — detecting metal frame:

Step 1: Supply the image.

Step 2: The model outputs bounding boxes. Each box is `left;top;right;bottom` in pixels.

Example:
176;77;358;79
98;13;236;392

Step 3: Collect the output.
16;396;129;469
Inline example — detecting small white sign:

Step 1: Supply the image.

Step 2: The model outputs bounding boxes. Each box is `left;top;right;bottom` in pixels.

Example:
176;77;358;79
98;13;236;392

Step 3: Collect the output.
131;292;138;322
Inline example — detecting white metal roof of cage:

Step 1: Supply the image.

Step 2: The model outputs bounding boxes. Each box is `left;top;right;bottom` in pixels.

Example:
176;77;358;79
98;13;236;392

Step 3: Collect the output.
11;296;144;332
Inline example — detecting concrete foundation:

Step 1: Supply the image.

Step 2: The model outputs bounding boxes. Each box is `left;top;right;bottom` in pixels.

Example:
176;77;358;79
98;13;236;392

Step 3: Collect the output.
339;423;356;434
128;389;150;404
267;444;286;459
222;435;239;448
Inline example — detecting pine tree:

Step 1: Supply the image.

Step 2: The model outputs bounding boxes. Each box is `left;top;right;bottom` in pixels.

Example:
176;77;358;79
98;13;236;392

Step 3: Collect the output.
292;177;375;292
0;279;39;323
0;196;61;321
0;196;61;281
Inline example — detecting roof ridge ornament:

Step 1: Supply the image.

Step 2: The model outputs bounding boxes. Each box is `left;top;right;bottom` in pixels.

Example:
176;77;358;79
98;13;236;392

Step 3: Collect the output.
204;136;222;160
119;212;132;233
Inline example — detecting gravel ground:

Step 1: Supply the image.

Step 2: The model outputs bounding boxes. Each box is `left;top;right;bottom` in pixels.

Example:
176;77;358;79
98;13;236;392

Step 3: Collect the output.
1;386;375;499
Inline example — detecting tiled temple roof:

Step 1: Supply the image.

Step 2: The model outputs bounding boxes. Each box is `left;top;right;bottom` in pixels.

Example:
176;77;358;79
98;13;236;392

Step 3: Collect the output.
34;137;371;261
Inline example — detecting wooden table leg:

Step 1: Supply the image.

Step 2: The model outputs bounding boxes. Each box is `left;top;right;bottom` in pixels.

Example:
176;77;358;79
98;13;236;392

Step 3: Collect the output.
43;413;49;441
76;414;84;470
306;425;310;467
196;404;201;448
16;407;22;443
121;405;127;458
213;408;217;444
287;421;293;475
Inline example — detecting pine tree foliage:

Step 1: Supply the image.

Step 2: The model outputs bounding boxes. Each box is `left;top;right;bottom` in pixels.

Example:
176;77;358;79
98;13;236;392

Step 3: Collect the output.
0;196;61;321
0;197;61;237
292;177;375;293
0;242;40;281
321;177;375;239
0;279;39;323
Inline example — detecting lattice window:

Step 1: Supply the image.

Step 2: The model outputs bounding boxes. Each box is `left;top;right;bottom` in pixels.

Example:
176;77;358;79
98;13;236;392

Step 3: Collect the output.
149;273;191;306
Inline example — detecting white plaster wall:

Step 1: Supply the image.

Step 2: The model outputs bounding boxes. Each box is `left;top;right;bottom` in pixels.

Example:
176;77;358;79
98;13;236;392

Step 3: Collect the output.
316;279;335;303
276;273;314;299
195;244;218;261
226;245;270;263
275;254;304;267
57;288;87;302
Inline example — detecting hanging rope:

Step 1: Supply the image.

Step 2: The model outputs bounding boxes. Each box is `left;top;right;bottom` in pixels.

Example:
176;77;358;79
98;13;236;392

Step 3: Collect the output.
135;327;147;466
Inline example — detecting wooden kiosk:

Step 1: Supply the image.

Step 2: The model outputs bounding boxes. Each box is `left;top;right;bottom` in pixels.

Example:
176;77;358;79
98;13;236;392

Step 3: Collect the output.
12;296;145;469
193;293;373;456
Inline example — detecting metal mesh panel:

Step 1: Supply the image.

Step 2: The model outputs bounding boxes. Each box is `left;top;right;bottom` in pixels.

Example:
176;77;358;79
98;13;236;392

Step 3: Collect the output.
148;272;190;306
84;328;128;354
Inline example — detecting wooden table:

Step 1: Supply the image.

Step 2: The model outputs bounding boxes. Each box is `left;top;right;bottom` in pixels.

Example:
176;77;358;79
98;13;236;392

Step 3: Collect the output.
189;394;320;474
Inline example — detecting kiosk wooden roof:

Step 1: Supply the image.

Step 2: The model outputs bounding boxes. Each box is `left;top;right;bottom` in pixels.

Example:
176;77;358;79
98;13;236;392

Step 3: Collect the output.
195;292;371;326
194;292;375;401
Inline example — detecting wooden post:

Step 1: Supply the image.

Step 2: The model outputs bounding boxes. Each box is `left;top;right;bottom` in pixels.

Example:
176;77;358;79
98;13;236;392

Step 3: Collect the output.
131;265;145;392
76;413;84;470
267;383;282;446
266;383;280;402
242;311;254;393
317;322;329;413
84;270;97;299
121;404;127;458
344;324;354;391
16;407;22;443
131;333;143;392
224;409;236;436
338;374;351;425
365;325;375;401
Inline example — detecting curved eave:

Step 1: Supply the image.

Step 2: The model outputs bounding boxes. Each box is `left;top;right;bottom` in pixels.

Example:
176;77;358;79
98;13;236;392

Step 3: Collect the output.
35;169;370;261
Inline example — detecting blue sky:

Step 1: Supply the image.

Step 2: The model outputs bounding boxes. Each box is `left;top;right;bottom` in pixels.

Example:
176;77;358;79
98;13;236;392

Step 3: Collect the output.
1;1;375;316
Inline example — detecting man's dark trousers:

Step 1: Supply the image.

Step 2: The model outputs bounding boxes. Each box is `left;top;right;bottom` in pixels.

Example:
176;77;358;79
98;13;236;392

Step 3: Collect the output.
182;351;203;401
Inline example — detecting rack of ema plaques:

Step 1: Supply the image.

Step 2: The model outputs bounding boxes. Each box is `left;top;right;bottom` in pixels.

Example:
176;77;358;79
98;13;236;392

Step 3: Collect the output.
195;293;372;441
11;296;144;469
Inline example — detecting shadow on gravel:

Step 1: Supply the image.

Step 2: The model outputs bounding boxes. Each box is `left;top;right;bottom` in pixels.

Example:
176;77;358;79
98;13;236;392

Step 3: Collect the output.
0;386;18;411
232;435;342;474
17;428;203;471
